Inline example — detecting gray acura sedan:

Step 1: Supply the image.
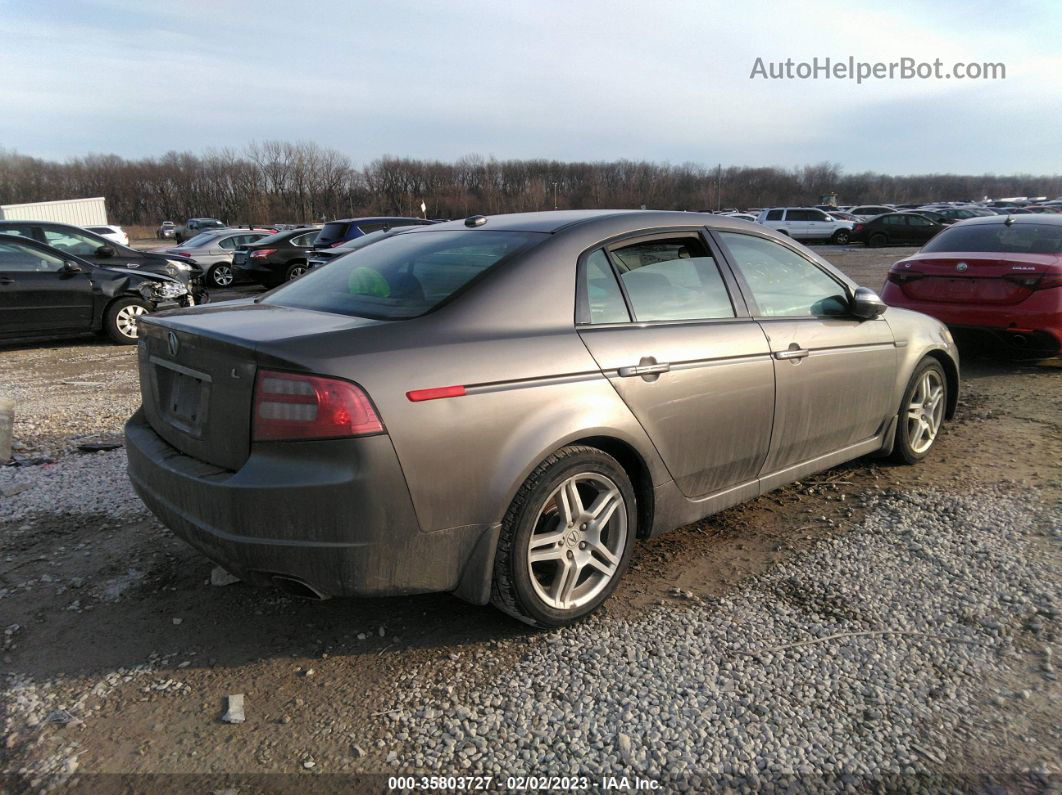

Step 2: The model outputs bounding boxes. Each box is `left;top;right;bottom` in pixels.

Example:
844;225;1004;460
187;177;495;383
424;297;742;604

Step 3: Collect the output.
125;211;958;627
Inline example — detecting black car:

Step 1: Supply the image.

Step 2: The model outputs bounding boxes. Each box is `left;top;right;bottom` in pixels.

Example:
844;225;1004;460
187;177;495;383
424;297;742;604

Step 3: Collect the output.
851;212;946;247
306;226;421;271
0;220;206;303
0;234;196;344
233;227;321;286
312;217;434;250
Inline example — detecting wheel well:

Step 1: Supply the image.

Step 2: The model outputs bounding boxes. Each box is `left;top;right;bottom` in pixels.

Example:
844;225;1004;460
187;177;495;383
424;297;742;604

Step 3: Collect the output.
571;435;654;539
925;350;959;419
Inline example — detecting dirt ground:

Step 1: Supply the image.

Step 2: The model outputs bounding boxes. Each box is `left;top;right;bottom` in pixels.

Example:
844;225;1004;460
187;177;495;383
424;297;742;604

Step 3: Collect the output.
0;245;1059;790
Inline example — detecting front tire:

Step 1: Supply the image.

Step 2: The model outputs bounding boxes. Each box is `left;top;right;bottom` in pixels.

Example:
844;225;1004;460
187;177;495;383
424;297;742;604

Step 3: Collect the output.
891;359;947;464
207;262;235;289
104;298;149;344
491;445;637;627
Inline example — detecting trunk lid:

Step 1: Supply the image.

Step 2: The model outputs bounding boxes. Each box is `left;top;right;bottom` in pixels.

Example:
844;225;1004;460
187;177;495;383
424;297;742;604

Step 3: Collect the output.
137;303;385;470
893;252;1061;304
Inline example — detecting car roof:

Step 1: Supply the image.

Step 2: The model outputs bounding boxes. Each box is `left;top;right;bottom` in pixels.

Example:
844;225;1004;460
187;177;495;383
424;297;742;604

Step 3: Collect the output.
325;216;430;224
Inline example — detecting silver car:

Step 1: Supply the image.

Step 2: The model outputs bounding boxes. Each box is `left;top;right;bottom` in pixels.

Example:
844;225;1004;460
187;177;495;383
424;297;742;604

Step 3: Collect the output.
126;211;958;627
164;229;273;288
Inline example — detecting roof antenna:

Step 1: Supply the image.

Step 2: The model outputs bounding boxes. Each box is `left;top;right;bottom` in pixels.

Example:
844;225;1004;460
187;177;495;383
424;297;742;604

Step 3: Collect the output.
1004;214;1014;226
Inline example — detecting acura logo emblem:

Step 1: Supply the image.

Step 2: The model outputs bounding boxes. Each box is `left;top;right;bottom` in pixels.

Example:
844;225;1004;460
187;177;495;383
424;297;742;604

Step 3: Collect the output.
167;331;179;356
956;262;968;272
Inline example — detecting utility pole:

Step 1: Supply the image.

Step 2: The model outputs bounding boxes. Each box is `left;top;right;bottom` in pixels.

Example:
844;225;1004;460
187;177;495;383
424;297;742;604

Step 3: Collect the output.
715;163;722;212
552;182;559;210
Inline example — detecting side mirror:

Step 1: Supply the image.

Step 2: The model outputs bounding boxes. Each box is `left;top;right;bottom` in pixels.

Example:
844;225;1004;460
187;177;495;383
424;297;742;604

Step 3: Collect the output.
850;286;887;320
96;245;116;258
61;261;83;274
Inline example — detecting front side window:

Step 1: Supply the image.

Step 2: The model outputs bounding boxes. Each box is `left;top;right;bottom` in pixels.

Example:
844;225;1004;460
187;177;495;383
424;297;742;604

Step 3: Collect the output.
42;228;104;257
583;249;629;324
0;241;67;272
263;230;542;320
907;215;931;226
718;232;848;318
608;237;734;322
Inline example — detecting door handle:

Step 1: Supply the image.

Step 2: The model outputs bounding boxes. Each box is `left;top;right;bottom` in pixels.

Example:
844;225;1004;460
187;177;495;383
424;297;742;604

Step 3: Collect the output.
774;348;809;360
618;362;670;377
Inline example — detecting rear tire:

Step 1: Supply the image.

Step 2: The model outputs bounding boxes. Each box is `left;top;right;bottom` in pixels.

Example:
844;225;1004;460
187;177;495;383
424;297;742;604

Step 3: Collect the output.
831;229;851;245
867;232;887;248
491;445;637;627
104;297;149;345
207;262;234;289
285;261;308;281
890;359;947;464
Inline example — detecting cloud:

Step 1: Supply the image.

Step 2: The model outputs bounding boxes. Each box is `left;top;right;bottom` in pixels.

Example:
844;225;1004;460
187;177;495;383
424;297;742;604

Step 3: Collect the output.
1;0;1059;173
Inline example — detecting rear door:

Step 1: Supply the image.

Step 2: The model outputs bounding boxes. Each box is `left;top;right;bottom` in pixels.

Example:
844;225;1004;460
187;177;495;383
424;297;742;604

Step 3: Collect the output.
783;209;812;239
576;231;775;498
715;231;896;475
0;240;94;335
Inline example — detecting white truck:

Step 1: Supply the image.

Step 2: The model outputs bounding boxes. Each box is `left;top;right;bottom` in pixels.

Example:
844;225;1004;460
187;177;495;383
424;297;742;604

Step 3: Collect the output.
0;197;108;226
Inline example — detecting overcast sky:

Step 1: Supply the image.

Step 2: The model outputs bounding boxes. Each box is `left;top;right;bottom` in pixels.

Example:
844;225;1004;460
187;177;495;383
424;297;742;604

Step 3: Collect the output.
2;0;1060;174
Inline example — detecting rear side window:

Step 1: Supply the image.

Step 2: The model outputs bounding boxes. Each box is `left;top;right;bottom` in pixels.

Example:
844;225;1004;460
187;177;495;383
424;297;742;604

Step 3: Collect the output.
608;237;734;322
765;210;783;221
292;231;319;247
263;230;542;320
316;221;351;246
583;249;630;324
921;222;1062;254
719;232;848;318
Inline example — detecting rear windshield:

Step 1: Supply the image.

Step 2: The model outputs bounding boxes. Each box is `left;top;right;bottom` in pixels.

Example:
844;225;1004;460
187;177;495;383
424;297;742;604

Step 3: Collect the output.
180;232;221;248
197;219;224;228
263;230;542;320
315;221;351;246
921;223;1062;254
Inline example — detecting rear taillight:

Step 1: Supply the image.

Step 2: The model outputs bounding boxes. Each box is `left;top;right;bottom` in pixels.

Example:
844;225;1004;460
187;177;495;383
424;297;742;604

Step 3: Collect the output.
887;271;924;284
250;249;277;259
329;240;345;248
1003;273;1062;290
853;223;864;233
173;251;192;257
252;370;383;441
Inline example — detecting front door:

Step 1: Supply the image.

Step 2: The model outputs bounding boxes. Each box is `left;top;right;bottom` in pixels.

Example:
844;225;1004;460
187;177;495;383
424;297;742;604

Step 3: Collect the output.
715;231;896;475
0;240;94;336
576;232;775;498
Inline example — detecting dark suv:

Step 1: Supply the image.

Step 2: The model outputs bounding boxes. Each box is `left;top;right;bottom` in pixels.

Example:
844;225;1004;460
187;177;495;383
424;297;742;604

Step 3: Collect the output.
0;220;206;303
313;217;433;250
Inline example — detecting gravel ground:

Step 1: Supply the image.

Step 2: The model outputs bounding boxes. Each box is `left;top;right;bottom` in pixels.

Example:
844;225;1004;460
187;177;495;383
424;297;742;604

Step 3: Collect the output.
384;487;1060;788
1;247;1059;790
0;450;145;522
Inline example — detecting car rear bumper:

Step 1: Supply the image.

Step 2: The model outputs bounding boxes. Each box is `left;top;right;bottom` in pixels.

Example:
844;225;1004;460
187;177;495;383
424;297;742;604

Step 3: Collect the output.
124;409;498;601
233;261;279;283
881;284;1062;356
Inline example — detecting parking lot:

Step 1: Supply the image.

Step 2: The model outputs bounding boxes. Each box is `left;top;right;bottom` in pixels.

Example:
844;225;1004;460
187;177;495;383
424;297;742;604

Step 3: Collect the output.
1;246;1059;789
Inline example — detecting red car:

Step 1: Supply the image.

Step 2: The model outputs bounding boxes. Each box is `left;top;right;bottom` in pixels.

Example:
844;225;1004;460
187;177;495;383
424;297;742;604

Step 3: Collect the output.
881;215;1062;357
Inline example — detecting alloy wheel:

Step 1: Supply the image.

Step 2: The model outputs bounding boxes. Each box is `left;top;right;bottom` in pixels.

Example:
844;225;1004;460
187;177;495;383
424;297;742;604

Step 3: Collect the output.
115;304;147;339
906;369;945;454
526;473;627;611
211;264;234;287
288;265;307;280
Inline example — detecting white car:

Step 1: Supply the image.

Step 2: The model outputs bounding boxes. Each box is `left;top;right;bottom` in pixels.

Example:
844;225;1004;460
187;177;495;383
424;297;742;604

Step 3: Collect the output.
847;205;896;222
85;225;129;246
755;207;854;244
722;212;758;223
